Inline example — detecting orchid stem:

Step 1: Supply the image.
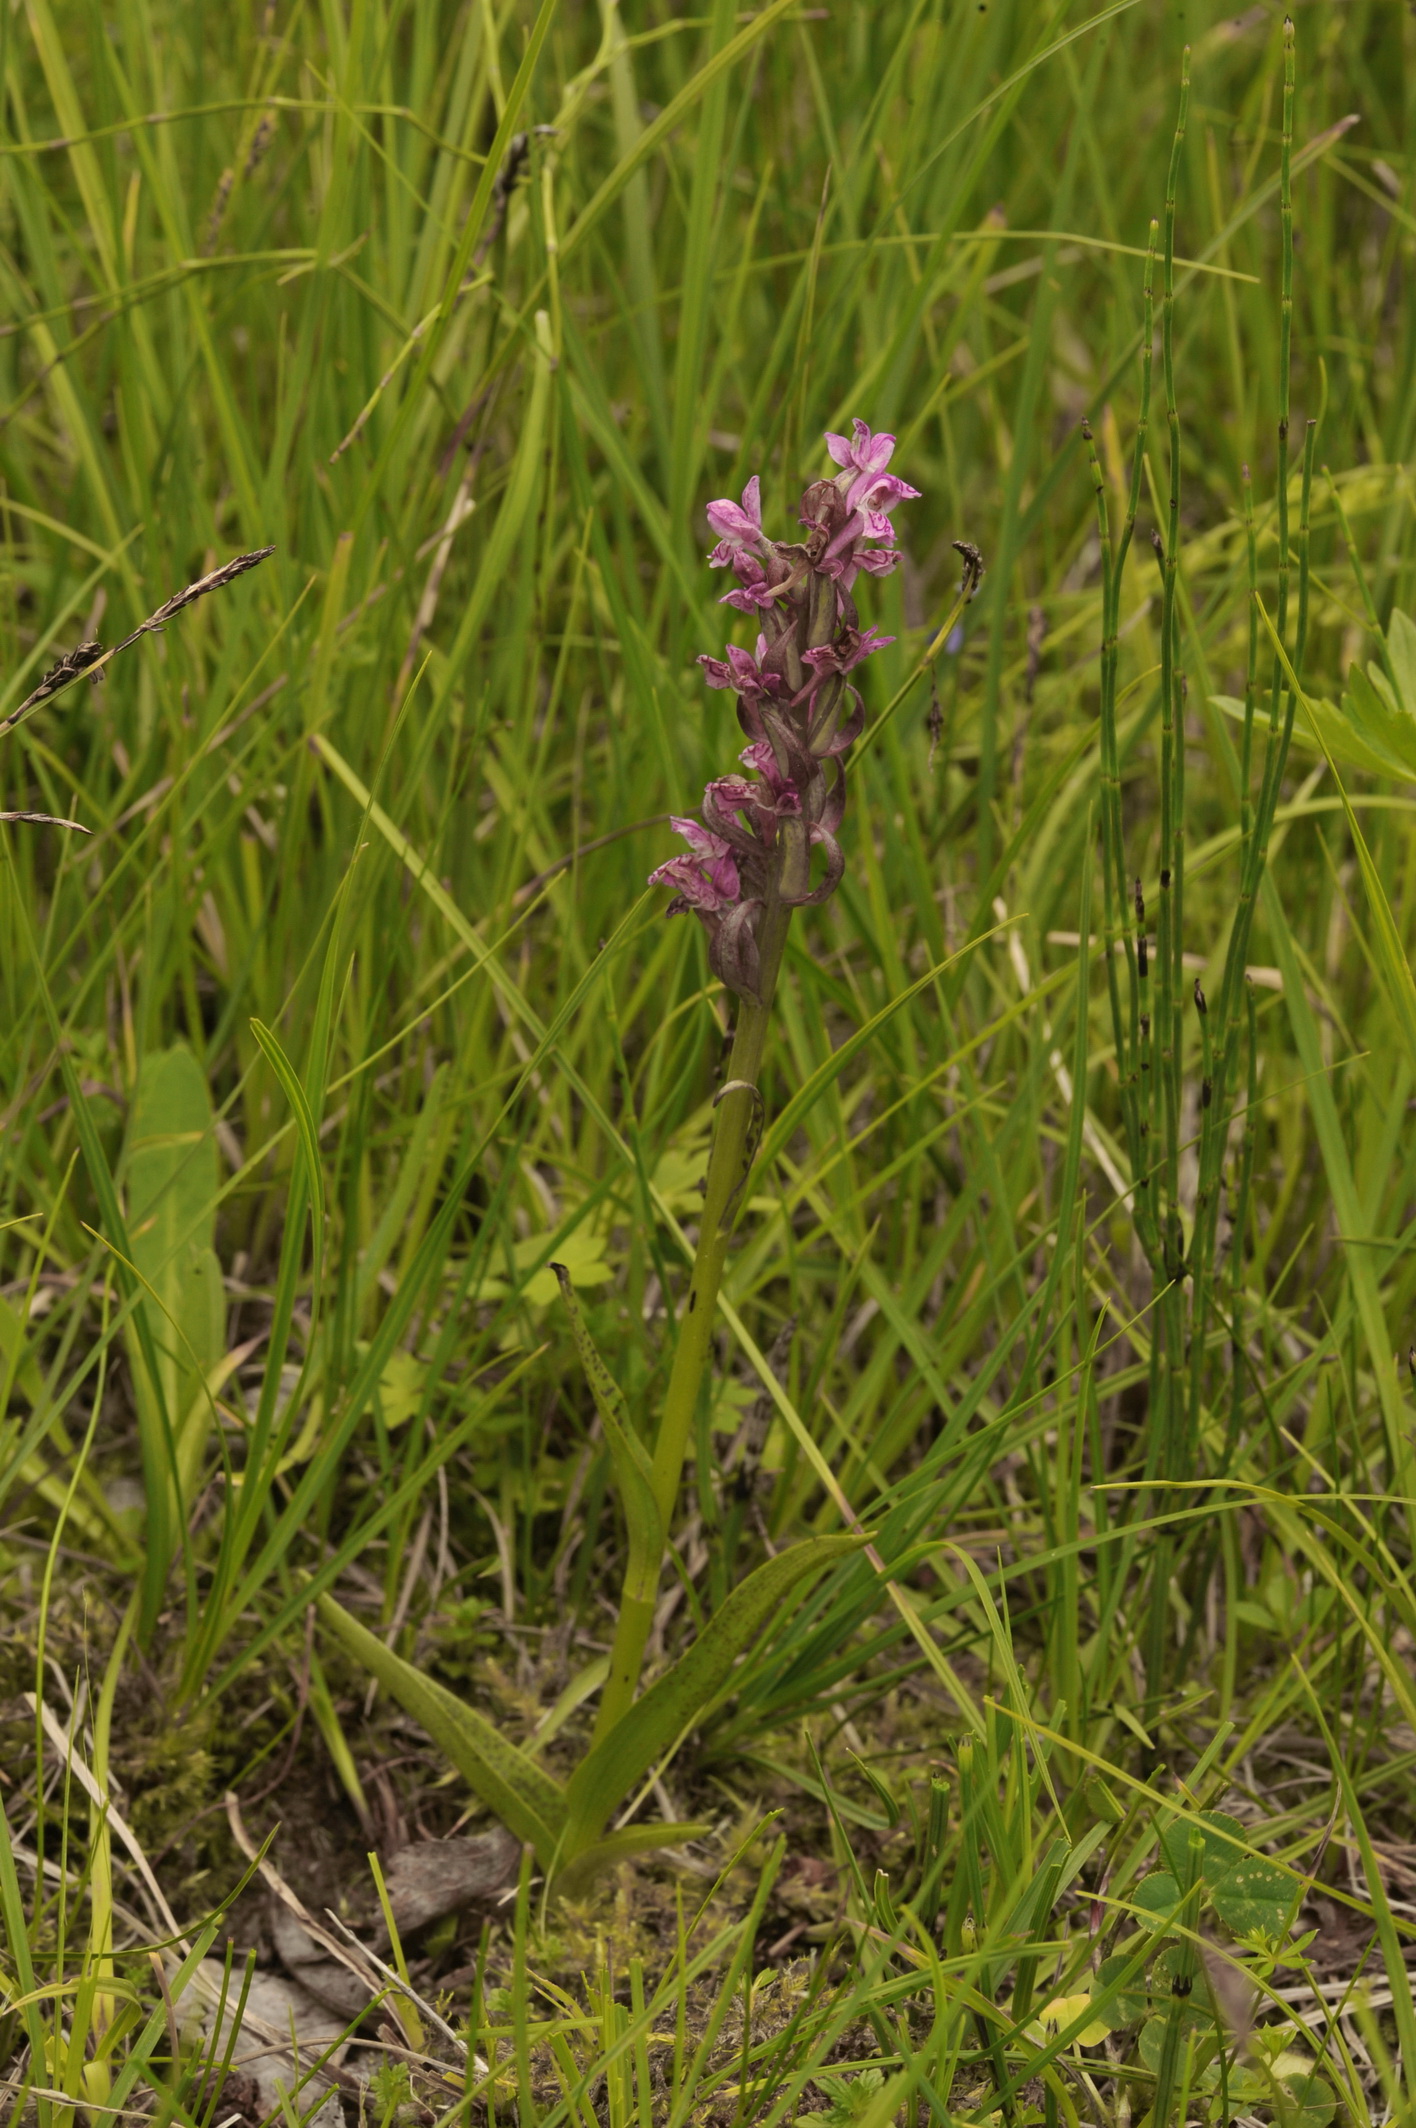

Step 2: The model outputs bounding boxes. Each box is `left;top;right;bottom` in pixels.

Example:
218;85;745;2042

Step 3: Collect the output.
598;419;919;1742
593;891;791;1742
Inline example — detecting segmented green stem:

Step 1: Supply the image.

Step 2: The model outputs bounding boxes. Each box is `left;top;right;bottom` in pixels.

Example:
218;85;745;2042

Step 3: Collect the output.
1225;981;1259;1464
1088;28;1305;1703
1239;464;1259;860
1087;426;1148;1261
1156;52;1188;1300
1142;50;1191;1707
1092;222;1160;1262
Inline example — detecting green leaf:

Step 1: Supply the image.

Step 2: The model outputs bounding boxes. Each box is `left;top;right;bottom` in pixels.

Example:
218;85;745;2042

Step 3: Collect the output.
316;1592;567;1865
562;1534;864;1856
847;1751;902;1831
475;1227;613;1306
1211;682;1416;782
0;1290;47;1408
553;1819;711;1896
124;1044;224;1506
1279;2072;1337;2128
1257;599;1416;1086
553;1266;662;1610
1335;662;1416;779
1261;602;1416;783
1093;1955;1147;2031
1265;871;1416;1518
1387;608;1416;712
1025;1994;1109;2049
1158;1809;1246;1888
820;2067;886;2127
355;1061;449;1307
1130;1872;1181;1930
249;1018;325;1292
1209;1856;1293;1943
1136;2006;1213;2073
374;1348;425;1431
1223;2068;1272;2108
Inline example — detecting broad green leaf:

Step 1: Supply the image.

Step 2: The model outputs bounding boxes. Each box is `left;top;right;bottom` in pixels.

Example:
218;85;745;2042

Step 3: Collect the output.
553;1266;662;1610
1388;608;1416;711
1130;1872;1181;1930
651;1139;710;1214
1211;685;1416;783
562;1534;864;1856
1093;1954;1147;2031
1137;2006;1214;2073
1224;2068;1273;2108
0;1287;123;1547
1257;601;1416;1085
1235;602;1416;784
1336;662;1416;779
1279;2073;1337;2128
1209;1856;1292;1943
1158;1809;1246;1887
316;1592;567;1864
553;1819;712;1896
0;1290;47;1408
1265;871;1416;1528
375;1349;425;1431
710;1376;757;1435
124;1044;224;1509
1209;604;1413;787
1025;1994;1109;2049
473;1226;613;1307
1149;1942;1189;1982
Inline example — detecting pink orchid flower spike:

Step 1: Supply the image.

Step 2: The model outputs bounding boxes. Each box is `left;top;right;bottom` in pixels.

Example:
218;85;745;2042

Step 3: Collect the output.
654;420;928;999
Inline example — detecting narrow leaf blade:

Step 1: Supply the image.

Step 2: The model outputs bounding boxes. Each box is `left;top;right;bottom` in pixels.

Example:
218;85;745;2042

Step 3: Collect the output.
553;1264;661;1607
250;1018;325;1290
554;1821;711;1897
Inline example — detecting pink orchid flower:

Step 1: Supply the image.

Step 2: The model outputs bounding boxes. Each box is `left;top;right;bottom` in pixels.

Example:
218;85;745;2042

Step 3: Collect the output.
705;475;763;567
648;818;741;913
802;626;895;677
824;420;921;518
719;552;779;614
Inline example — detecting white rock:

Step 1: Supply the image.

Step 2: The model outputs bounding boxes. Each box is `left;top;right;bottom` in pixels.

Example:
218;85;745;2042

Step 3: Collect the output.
174;1959;352;2117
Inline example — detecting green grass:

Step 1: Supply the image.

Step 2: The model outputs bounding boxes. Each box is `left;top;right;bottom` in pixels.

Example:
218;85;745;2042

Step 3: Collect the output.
1;0;1416;2122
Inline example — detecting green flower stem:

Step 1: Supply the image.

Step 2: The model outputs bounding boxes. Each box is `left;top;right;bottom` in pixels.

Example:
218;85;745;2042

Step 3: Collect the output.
593;888;792;1743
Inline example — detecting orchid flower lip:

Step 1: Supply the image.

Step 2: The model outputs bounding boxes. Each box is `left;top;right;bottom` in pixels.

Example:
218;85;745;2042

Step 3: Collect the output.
698;641;785;696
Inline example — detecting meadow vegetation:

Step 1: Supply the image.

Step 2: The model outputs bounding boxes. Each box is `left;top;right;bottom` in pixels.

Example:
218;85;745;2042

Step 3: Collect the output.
0;1;1415;2123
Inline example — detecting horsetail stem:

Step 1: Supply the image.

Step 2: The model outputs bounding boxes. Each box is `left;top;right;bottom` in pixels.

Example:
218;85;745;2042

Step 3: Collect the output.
1189;19;1305;1425
1240;463;1259;858
1225;979;1261;1467
1091;24;1311;1698
1159;55;1189;1290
